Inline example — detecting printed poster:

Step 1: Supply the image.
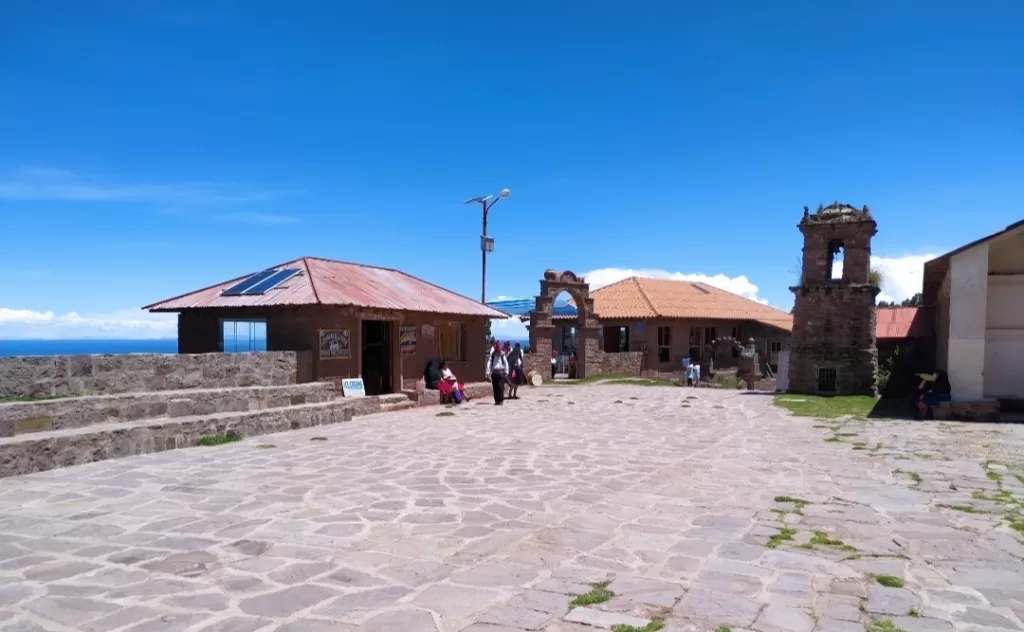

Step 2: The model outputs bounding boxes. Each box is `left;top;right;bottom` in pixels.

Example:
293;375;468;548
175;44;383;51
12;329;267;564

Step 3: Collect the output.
400;324;417;355
319;329;351;359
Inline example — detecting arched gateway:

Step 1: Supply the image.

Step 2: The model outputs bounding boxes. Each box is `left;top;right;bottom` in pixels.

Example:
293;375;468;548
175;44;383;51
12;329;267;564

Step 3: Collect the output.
528;270;600;380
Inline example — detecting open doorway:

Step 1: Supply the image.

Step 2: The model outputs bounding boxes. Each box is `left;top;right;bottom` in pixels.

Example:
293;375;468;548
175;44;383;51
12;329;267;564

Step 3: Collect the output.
361;320;392;396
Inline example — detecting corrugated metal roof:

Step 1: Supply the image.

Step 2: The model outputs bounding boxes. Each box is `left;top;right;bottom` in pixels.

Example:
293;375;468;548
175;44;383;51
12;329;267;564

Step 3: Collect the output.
876;306;934;340
486;297;577;317
144;256;509;318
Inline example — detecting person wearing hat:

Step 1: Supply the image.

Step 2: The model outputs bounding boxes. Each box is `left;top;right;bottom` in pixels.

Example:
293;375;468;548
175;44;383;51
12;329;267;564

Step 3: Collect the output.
485;341;509;405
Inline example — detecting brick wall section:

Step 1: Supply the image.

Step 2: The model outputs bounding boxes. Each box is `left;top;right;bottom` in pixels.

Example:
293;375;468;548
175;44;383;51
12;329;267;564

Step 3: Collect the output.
0;351;299;398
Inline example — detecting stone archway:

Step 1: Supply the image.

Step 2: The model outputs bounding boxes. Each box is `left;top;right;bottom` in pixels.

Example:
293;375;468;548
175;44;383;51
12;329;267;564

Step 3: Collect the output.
529;270;600;380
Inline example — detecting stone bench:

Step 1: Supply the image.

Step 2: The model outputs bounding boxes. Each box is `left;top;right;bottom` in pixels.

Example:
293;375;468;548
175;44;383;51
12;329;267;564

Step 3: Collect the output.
934;399;1000;422
408;382;494;406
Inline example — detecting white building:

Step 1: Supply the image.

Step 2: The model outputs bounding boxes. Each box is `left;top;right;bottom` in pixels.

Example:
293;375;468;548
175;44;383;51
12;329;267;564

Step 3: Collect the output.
924;219;1024;401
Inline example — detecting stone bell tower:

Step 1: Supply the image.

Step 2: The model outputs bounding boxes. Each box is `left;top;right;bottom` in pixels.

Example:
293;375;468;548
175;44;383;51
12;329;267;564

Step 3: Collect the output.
788;203;880;395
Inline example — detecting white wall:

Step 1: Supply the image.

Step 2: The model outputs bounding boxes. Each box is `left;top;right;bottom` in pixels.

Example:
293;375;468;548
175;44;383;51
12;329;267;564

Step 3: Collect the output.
983;274;1024;398
947;244;989;400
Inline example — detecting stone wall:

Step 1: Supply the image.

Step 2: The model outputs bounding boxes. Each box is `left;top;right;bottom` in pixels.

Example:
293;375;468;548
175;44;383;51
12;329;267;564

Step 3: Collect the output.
789;285;879;395
587;350;644;376
0;382;335;438
0;352;301;398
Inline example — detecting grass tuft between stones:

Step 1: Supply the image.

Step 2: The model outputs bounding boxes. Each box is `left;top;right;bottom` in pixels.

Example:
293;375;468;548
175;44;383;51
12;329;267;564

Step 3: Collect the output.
874;574;905;588
766;527;796;549
936;504;976;513
197;431;242;446
436;411;456;417
715;627;732;632
255;444;276;449
310;436;328;442
569;581;613;607
611;620;665;632
868;620;910;632
908;608;921;617
807;530;857;552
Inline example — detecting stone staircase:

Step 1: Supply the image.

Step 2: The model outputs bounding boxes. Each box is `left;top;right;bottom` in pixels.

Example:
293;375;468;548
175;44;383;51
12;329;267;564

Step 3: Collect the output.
0;379;418;479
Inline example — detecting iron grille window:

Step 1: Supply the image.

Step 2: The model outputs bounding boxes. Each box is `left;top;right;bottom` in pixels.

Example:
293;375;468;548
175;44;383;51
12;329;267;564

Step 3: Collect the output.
657;326;671;362
817;367;838;393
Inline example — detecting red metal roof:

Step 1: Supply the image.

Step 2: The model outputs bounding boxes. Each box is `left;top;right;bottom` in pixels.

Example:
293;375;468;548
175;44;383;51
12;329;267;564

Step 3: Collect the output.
144;256;509;318
876;306;934;340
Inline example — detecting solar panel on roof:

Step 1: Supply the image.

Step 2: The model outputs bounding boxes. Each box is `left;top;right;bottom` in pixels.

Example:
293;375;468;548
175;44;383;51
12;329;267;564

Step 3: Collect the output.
240;268;300;295
222;269;278;295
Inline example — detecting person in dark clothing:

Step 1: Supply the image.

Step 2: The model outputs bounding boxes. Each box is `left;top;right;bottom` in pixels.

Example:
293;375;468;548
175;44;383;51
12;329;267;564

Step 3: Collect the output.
507;342;526;399
915;370;952;419
485;342;508;405
423;358;442;390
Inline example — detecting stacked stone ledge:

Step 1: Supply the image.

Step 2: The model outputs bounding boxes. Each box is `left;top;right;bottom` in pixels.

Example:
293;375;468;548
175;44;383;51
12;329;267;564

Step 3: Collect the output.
0;352;423;478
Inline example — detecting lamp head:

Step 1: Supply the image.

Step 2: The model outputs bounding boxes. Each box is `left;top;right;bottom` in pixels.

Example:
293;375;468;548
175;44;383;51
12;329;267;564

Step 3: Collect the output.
499;188;511;198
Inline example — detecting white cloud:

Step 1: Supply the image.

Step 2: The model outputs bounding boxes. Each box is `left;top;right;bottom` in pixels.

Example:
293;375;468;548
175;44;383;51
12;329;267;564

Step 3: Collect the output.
0;308;176;339
0;167;297;205
581;267;769;303
490;317;529;340
833;254;937;303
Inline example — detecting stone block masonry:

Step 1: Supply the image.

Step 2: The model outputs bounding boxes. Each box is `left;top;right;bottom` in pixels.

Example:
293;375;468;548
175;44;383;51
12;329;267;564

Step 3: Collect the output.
0;382;337;438
0;351;300;398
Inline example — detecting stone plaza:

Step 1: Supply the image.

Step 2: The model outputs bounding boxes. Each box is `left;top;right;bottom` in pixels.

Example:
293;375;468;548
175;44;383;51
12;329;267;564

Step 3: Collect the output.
0;385;1022;632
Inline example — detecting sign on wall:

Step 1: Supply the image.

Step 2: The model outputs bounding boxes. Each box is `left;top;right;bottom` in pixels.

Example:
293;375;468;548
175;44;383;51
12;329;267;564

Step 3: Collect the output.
400;324;417;355
421;324;435;340
341;378;366;397
319;329;351;359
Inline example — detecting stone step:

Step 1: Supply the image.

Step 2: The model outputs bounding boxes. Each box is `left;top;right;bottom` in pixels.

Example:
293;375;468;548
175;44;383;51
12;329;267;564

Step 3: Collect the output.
0;399;358;479
0;382;337;438
0;392;418;479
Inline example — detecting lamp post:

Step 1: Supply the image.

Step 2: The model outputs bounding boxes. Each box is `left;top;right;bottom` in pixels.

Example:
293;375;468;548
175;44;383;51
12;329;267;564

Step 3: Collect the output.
464;188;510;303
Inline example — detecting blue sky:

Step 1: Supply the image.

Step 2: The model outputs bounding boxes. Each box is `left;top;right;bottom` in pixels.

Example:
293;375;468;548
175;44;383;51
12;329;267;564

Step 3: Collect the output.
1;0;1021;339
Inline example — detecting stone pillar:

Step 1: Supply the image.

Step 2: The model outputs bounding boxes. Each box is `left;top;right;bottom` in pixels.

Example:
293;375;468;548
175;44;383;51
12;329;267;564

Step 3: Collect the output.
531;325;554;382
947;245;989;401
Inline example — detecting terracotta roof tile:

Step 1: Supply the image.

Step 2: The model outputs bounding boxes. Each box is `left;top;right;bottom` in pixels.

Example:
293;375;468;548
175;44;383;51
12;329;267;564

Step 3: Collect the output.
589;277;793;331
144;256;508;319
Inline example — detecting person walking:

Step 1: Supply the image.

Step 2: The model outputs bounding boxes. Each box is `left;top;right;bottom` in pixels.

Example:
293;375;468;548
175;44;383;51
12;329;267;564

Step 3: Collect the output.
507;342;526;399
485;341;509;405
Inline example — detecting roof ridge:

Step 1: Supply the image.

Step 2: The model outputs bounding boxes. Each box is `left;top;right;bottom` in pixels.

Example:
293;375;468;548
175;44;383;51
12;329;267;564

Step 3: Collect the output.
391;268;509;318
142;257;305;311
694;280;791;317
303;255;403;274
632;277;661;318
302;257;322;304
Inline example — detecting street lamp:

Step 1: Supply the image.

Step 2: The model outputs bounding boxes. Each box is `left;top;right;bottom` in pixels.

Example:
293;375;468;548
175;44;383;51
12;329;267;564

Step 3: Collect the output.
464;188;510;303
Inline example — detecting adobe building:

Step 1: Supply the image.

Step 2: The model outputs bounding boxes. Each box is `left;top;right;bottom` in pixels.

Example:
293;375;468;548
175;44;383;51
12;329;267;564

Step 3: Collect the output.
490;274;793;376
788;203;879;395
144;256;508;395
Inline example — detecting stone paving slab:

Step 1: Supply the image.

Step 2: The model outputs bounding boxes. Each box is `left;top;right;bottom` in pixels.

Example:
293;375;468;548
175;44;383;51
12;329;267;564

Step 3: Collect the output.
0;386;1021;632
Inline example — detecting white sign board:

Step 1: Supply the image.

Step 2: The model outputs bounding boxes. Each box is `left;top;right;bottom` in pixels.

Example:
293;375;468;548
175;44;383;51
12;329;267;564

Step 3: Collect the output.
341;378;366;397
